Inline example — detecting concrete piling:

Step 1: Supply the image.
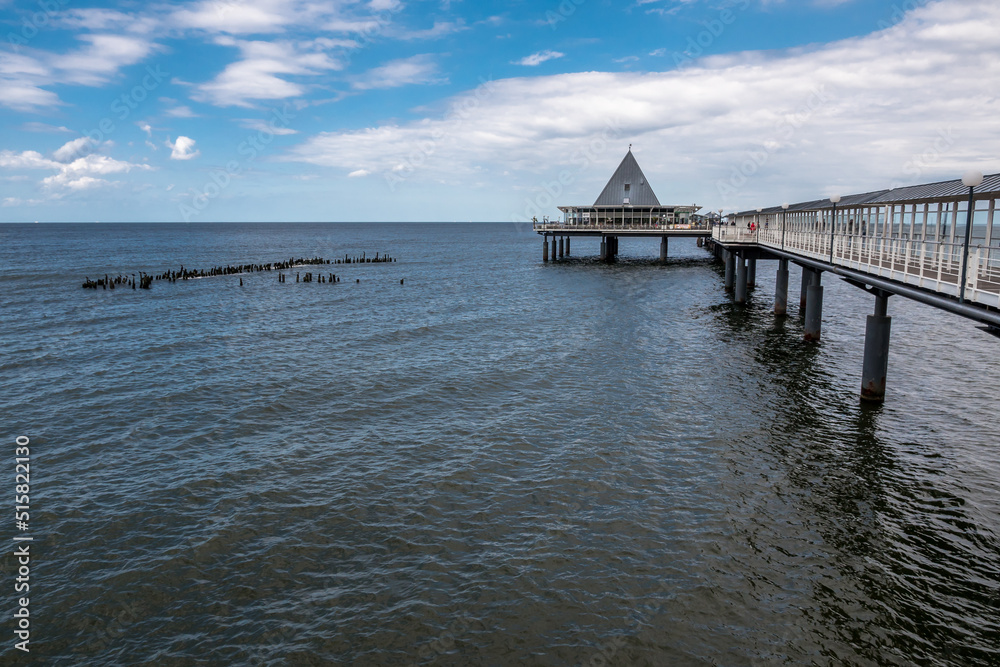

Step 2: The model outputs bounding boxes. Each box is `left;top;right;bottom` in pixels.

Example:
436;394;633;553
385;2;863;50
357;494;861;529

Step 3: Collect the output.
735;256;748;304
861;293;892;402
559;236;565;259
800;266;812;311
551;237;557;261
747;258;757;289
774;258;789;316
724;251;735;292
565;237;571;256
543;236;549;262
804;271;824;342
600;238;607;261
660;237;668;262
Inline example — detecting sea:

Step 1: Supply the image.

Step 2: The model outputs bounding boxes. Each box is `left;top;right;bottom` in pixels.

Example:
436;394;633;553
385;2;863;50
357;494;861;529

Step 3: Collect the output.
1;222;998;666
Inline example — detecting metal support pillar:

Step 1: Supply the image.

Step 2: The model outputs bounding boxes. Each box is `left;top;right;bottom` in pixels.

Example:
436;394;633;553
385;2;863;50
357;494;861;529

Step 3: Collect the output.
735;256;748;304
660;237;668;262
747;258;757;289
804;271;824;342
600;237;607;261
543;236;549;262
774;258;789;316
724;251;735;292
559;236;564;259
861;293;892;402
800;266;813;311
565;237;571;256
551;237;557;261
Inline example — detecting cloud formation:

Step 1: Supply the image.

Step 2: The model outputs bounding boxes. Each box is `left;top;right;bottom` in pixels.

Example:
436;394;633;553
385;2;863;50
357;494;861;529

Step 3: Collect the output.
514;50;565;66
0;138;152;195
166;136;200;160
286;0;1000;212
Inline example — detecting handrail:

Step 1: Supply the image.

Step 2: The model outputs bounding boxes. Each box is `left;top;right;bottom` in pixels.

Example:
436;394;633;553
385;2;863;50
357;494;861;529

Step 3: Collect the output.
712;225;1000;310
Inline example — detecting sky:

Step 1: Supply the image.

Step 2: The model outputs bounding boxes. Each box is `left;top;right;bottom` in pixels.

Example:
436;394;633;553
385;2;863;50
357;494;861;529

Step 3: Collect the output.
0;0;998;222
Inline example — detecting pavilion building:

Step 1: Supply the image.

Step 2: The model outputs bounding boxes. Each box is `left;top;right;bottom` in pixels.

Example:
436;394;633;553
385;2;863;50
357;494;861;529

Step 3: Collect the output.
557;149;701;227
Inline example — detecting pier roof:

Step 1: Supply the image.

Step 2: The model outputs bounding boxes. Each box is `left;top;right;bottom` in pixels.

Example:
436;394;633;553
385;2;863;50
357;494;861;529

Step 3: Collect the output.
735;173;1000;216
594;149;661;207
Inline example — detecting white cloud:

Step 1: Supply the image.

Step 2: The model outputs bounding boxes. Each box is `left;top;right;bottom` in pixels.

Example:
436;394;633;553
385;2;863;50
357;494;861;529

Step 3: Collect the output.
393;20;467;40
237;119;298;135
0;33;155;111
56;8;160;34
53;137;95;163
169;0;384;36
348;168;371;177
0;52;60;111
284;0;1000;212
352;54;444;90
0;140;153;196
166;136;200;160
514;50;565;67
171;0;303;34
21;122;73;134
194;38;343;107
56;34;156;86
165;105;199;118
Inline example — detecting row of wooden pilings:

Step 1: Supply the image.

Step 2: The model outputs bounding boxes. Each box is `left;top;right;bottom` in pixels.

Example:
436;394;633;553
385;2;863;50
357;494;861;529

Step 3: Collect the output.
710;240;891;403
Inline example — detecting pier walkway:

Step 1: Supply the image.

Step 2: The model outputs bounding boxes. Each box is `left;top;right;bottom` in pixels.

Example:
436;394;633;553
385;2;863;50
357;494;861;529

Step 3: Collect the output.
711;172;1000;402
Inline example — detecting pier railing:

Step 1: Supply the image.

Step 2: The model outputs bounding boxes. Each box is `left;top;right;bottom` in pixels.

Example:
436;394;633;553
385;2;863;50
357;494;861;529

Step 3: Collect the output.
534;222;709;233
714;217;1000;309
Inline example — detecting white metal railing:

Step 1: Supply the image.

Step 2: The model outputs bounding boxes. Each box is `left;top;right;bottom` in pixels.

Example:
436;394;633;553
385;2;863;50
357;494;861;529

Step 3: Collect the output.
712;225;1000;309
534;222;709;233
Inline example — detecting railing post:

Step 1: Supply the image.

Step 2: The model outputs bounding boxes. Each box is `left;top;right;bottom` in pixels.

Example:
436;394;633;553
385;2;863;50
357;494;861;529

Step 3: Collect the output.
959;183;977;303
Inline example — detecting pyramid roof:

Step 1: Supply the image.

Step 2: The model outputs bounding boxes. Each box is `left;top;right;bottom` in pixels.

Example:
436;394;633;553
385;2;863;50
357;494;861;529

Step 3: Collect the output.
593;149;661;207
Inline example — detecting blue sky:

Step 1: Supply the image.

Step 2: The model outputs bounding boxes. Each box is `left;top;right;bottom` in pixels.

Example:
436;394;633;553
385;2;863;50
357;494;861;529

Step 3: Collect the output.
1;0;998;222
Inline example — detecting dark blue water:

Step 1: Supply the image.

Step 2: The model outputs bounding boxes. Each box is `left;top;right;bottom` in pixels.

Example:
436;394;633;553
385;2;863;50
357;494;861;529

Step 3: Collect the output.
1;223;998;665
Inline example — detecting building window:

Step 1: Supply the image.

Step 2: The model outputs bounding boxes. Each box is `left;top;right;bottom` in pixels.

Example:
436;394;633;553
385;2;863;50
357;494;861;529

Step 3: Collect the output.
624;184;631;192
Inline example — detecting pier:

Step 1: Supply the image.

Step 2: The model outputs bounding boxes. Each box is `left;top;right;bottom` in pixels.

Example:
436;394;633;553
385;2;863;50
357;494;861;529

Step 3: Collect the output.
535;150;999;403
711;171;1000;402
534;148;709;263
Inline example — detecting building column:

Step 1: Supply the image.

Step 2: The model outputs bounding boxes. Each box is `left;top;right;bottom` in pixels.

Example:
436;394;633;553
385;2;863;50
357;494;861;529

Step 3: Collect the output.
724;250;735;292
559;236;565;259
735;256;748;304
804;271;824;342
774;258;789;316
660;236;668;262
861;293;892;403
543;235;549;262
565;237;571;256
747;258;757;289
